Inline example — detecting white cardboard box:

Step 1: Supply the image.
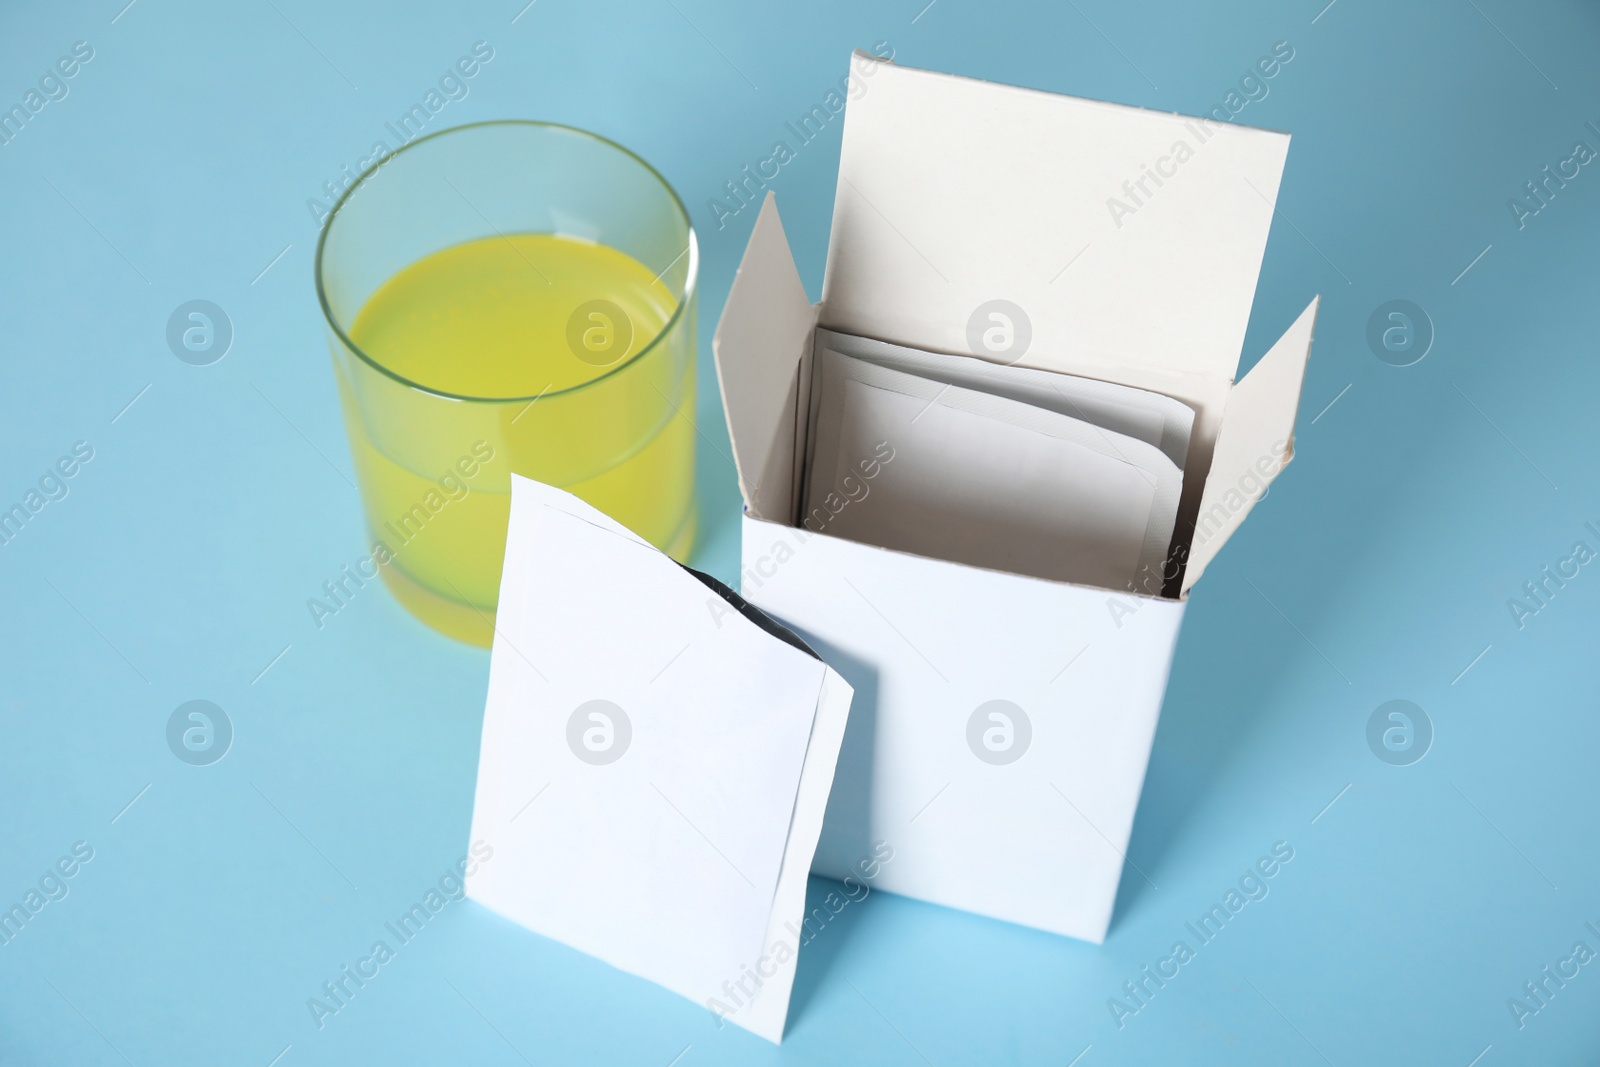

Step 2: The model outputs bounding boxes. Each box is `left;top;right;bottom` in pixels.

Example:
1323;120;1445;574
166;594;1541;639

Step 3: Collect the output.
714;53;1318;943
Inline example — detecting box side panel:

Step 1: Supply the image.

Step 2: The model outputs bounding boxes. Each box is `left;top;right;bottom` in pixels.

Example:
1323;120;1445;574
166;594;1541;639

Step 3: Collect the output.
713;193;818;522
740;515;1185;942
820;56;1289;392
1181;296;1319;593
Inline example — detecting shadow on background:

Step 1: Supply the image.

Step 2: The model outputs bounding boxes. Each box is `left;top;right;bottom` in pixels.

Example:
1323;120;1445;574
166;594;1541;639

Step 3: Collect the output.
799;639;879;878
784;872;878;1035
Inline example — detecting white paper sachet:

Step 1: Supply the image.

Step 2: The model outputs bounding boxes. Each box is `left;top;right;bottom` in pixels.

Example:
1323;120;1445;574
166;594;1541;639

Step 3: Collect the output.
467;476;854;1044
814;328;1196;470
804;348;1184;592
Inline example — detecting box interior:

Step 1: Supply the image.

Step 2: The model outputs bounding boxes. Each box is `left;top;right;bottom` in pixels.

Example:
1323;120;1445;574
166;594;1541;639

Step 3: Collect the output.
712;56;1318;600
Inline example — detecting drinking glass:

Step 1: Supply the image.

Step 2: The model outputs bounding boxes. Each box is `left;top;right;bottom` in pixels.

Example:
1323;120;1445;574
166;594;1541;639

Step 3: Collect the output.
316;121;698;646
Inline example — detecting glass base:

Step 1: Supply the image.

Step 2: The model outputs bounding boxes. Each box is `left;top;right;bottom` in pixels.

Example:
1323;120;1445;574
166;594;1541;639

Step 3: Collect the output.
379;505;697;648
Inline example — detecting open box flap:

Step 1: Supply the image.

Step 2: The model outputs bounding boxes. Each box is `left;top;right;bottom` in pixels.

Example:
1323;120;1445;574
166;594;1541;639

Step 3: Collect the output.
712;193;818;523
819;54;1289;393
466;476;853;1043
1181;297;1318;593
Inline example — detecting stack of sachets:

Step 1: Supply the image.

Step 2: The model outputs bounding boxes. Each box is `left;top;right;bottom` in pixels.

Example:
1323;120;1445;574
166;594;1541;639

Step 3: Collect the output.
803;328;1196;590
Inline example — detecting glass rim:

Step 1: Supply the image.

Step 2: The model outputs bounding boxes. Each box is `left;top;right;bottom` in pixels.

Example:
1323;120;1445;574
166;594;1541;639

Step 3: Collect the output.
313;119;699;405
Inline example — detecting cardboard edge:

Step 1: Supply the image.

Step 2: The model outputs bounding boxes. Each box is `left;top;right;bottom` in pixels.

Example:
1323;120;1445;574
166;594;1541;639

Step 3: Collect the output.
742;510;1175;606
1180;296;1320;593
1082;605;1187;942
727;665;855;1042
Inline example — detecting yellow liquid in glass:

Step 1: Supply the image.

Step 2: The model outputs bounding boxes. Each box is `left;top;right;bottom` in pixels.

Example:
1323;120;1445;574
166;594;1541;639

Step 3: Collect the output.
340;233;695;645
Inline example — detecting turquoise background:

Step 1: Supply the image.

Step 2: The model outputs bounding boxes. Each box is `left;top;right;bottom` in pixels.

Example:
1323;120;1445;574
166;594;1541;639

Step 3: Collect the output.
3;0;1599;1063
